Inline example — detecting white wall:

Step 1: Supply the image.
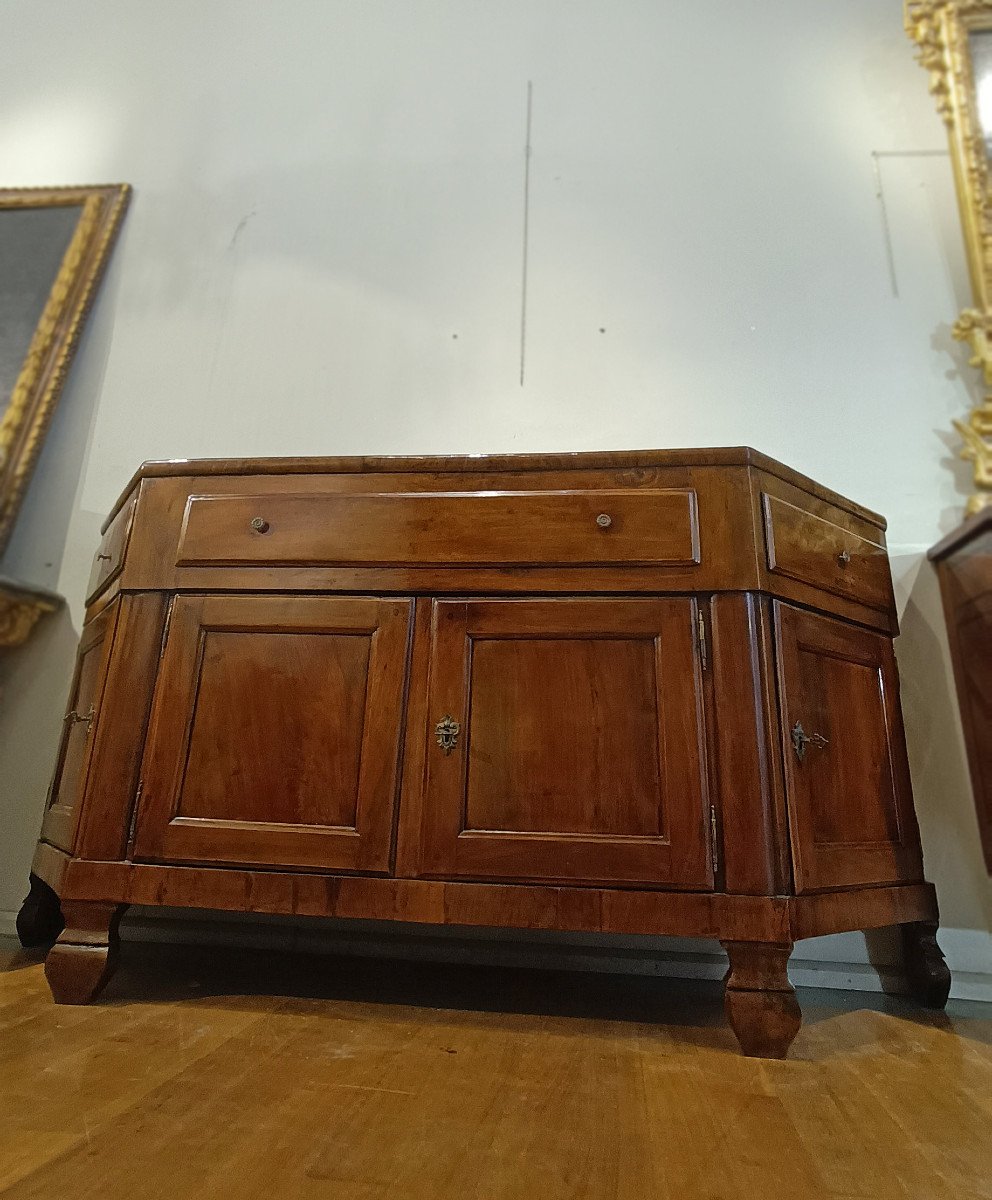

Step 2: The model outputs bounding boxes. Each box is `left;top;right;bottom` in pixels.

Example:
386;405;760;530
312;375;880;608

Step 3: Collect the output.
1;0;990;990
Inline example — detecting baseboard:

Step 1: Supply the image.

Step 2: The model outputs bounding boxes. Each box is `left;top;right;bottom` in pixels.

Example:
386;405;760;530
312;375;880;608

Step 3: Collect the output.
4;905;989;1001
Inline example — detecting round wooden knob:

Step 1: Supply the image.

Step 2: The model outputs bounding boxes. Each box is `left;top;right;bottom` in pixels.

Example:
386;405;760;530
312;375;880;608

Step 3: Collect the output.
596;513;612;529
250;517;270;534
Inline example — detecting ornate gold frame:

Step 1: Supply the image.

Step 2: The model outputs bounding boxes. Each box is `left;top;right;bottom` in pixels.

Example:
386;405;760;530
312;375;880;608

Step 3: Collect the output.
0;577;60;649
0;184;130;554
906;2;992;513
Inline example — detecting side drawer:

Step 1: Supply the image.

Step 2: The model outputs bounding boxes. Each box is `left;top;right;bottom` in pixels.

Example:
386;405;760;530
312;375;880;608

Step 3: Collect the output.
762;493;892;611
86;492;137;604
175;489;702;568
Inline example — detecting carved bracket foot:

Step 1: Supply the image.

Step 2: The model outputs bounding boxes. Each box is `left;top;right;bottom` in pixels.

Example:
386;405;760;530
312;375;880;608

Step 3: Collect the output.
901;921;951;1010
721;940;802;1059
44;902;126;1005
15;873;65;948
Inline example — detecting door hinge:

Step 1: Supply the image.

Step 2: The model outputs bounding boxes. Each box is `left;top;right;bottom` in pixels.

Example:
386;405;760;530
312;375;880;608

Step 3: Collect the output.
709;804;720;876
696;607;708;671
127;780;144;850
159;598;175;658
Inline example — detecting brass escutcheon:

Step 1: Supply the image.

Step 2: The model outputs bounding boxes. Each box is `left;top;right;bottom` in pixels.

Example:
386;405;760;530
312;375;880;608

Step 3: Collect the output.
790;720;828;762
435;715;460;754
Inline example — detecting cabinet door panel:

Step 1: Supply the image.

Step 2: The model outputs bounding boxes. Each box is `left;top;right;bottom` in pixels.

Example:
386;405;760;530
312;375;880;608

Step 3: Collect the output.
41;603;120;852
466;637;664;838
133;595;412;871
418;598;712;887
774;603;923;892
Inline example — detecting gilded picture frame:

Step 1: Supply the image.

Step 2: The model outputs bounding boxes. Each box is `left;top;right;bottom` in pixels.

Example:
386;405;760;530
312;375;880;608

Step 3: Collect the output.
0;183;130;555
906;2;992;512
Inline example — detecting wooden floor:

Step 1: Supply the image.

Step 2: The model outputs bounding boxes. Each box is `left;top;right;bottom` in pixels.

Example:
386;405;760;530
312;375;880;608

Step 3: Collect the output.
0;938;990;1200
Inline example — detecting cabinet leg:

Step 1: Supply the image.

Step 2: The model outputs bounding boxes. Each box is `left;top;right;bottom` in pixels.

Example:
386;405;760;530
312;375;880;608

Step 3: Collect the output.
721;940;802;1059
44;902;125;1005
901;921;951;1010
15;873;65;948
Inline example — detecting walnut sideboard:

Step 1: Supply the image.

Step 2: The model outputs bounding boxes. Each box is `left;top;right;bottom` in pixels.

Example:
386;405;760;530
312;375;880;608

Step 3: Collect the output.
18;448;950;1058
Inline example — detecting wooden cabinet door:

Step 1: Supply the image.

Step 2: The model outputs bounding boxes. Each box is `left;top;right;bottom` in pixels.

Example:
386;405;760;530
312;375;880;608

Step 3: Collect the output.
774;603;924;892
41;602;120;853
133;595;412;872
416;598;713;887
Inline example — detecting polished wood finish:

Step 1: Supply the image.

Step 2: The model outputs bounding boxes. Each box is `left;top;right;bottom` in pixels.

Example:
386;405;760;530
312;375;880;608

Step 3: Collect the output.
74;592;169;860
2;943;989;1200
85;491;136;604
750;468;898;635
177;487;701;567
21;449;945;1058
102;446;888;528
133;595;412;872
39;602;119;853
416;598;711;887
774;603;923;892
43;902;124;1004
929;510;992;873
120;466;766;615
722;940;802;1059
708;593;791;895
762;492;893;612
788;882;940;940
47;858;939;949
110;457;896;632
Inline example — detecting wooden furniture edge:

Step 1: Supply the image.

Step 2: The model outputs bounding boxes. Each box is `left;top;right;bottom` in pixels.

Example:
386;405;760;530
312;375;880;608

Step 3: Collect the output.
52;860;938;946
101;448;886;534
928;508;992;560
60;861;788;940
788;883;938;940
31;840;69;894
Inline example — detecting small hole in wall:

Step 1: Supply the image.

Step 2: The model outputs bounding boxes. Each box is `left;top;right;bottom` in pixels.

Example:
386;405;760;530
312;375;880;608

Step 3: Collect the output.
599;328;606;334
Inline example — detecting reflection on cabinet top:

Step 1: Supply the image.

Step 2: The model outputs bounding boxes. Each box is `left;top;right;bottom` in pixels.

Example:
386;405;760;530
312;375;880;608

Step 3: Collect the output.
103;448;886;530
89;448;897;633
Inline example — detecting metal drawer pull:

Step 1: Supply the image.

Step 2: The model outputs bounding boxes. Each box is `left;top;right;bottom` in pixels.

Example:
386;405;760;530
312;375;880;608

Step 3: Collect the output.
596;513;612;529
64;705;96;731
837;549;851;567
250;517;270;534
791;721;828;762
96;553;113;562
435;715;461;754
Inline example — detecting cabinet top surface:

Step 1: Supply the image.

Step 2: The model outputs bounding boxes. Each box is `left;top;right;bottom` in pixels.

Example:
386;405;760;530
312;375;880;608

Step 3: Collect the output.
106;446;885;530
928;507;992;561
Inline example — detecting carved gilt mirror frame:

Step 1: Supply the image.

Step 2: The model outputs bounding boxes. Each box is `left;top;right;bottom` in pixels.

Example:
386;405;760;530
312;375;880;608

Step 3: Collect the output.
906;2;992;513
0;184;130;557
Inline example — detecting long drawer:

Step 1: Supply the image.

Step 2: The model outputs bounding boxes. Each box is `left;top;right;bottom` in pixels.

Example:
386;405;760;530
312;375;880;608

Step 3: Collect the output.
176;489;702;568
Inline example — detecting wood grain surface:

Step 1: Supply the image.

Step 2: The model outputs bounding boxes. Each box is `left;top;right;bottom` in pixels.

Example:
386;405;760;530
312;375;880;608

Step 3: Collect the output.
1;940;989;1200
132;595;412;872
